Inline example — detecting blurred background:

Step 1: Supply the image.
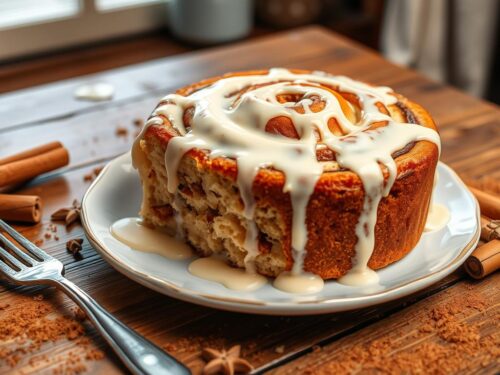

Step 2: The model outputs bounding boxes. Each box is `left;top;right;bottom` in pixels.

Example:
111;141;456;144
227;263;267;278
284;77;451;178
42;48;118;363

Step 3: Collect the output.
0;0;498;103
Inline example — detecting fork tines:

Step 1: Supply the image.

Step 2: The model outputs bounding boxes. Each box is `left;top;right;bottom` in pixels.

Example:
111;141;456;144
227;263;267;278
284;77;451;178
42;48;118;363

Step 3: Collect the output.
0;220;51;272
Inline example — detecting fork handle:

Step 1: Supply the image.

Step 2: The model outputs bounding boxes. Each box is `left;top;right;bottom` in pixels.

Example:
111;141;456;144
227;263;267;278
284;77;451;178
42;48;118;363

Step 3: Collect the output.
54;277;190;375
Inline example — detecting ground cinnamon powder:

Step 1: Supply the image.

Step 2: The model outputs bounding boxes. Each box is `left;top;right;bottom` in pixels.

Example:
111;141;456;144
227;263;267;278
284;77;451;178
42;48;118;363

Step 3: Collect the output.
305;291;499;374
0;293;104;374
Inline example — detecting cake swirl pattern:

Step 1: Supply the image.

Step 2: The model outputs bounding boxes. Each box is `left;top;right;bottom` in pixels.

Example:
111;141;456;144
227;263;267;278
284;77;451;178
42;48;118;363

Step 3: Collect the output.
133;68;441;286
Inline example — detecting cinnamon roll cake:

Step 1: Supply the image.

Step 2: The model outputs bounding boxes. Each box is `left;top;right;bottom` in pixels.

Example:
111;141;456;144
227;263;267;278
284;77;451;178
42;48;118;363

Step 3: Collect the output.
132;69;440;284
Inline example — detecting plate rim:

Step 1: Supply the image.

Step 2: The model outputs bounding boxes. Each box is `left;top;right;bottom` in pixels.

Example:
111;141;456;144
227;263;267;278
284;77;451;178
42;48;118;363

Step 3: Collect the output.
81;153;480;315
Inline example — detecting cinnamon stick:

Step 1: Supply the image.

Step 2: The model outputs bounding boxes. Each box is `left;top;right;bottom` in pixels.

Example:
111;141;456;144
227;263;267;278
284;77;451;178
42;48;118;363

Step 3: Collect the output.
0;141;63;166
0;145;69;187
464;239;500;279
0;194;42;223
480;216;499;242
468;186;500;220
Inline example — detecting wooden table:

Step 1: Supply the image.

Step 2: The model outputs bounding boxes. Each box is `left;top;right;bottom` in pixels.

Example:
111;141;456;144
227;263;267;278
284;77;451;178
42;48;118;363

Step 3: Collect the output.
0;26;498;374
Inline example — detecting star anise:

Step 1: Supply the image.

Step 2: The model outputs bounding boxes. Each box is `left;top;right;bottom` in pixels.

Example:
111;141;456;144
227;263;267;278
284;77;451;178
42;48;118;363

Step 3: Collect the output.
51;199;81;226
202;345;253;375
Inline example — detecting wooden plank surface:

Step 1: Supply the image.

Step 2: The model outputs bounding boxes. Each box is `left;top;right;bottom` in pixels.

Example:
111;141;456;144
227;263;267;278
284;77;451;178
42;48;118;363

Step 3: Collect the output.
0;28;331;130
0;26;498;375
0;33;190;95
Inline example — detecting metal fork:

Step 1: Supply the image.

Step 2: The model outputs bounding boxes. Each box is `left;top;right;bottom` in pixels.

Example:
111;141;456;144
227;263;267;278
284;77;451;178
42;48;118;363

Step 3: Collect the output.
0;219;190;375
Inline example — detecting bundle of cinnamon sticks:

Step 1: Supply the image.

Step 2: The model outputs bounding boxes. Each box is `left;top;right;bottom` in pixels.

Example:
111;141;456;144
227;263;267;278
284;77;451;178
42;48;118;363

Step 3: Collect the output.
0;142;69;223
465;187;500;280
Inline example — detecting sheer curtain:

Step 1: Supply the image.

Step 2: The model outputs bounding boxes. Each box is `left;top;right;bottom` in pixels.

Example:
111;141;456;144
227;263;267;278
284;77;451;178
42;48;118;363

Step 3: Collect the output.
381;0;498;98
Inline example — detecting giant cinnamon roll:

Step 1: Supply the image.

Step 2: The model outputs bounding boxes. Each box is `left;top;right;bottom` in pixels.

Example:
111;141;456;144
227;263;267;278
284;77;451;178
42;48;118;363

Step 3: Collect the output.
132;69;440;284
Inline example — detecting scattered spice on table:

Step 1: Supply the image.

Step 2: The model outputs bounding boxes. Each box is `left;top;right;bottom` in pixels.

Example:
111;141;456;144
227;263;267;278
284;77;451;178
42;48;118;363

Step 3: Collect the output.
133;118;144;128
43;224;60;241
66;238;84;255
115;126;128;137
0;293;104;374
162;334;228;357
93;166;103;177
51;199;81;226
83;166;104;183
83;173;94;182
301;290;499;375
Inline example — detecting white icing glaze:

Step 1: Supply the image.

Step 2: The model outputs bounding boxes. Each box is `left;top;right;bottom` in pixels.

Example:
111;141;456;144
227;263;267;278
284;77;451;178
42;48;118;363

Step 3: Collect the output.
424;171;449;232
133;68;441;288
74;82;114;101
337;267;379;287
274;272;324;294
424;204;450;232
188;257;267;291
110;218;192;259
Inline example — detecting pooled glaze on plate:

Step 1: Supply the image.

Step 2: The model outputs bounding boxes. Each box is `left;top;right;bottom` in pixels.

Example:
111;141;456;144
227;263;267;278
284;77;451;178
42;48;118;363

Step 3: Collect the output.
188;257;267;292
425;204;450;232
110;217;192;260
273;272;324;294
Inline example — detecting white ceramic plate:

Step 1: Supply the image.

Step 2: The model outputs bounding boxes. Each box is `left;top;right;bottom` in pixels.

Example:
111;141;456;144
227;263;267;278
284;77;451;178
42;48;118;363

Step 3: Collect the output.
81;153;480;315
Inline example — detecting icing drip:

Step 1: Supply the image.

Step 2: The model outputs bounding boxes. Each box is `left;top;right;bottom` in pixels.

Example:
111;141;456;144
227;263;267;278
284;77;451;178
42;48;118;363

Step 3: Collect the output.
237;158;260;272
133;68;441;286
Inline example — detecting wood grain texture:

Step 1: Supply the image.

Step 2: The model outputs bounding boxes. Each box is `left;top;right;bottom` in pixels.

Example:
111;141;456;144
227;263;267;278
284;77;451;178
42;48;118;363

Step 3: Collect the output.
0;26;498;374
0;33;190;95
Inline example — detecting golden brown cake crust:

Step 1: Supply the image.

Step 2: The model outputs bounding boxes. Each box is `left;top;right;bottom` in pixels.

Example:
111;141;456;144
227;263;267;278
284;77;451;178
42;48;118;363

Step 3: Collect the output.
138;70;439;279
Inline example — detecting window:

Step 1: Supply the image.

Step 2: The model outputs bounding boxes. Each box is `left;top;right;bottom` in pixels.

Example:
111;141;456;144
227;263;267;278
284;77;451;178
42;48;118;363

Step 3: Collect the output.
0;0;80;29
0;0;168;61
96;0;162;12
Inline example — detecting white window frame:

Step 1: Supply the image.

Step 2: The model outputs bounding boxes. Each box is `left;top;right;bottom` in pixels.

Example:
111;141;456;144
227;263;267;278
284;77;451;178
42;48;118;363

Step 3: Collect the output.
0;0;169;61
